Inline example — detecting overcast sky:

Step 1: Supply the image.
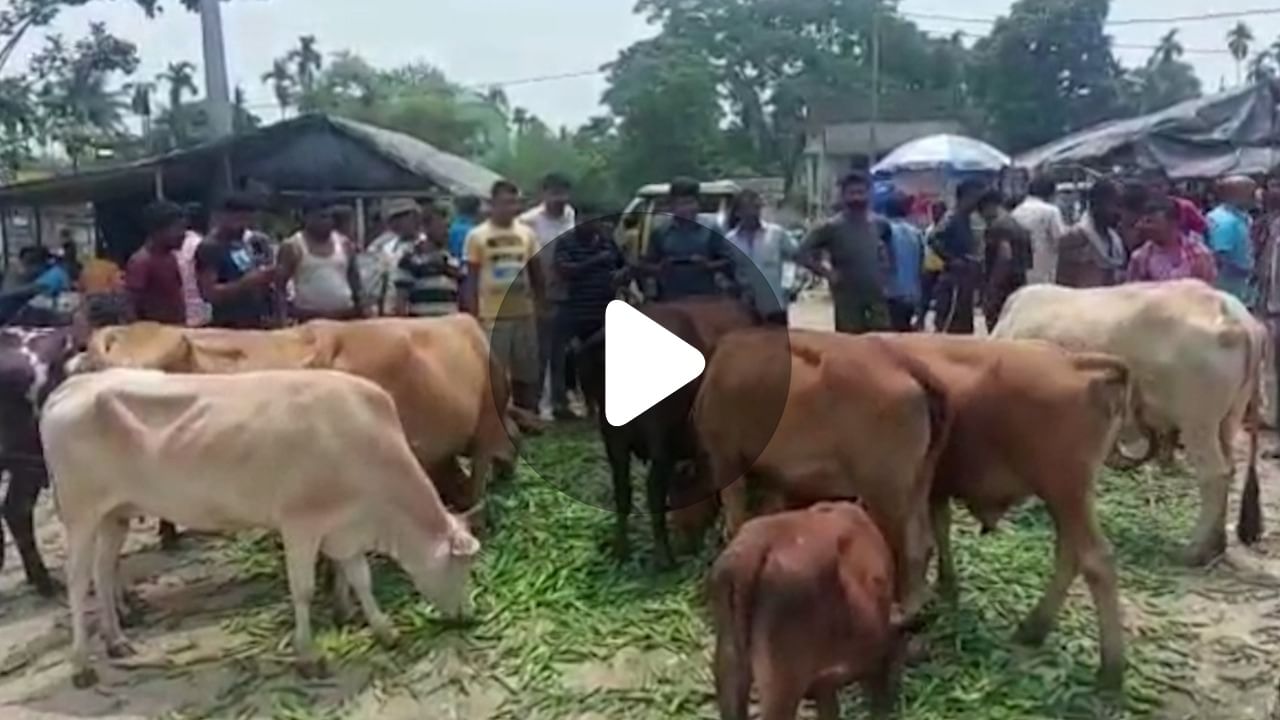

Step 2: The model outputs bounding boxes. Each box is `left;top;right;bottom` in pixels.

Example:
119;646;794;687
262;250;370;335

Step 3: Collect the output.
10;0;1278;130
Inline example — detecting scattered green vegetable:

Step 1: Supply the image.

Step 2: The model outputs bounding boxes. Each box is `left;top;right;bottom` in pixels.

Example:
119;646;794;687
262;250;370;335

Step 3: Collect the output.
218;425;1199;719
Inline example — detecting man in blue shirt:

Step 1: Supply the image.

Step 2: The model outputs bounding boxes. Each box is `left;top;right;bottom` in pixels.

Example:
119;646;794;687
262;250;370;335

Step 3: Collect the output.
883;191;924;331
1207;176;1257;303
448;195;481;259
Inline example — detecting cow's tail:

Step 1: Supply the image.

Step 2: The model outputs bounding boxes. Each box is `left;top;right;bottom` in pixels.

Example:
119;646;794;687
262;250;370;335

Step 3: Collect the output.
709;538;768;720
1068;353;1141;465
870;338;952;485
1237;321;1266;545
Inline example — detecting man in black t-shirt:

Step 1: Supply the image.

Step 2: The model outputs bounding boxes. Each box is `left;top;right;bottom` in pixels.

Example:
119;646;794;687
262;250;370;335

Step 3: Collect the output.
197;194;275;329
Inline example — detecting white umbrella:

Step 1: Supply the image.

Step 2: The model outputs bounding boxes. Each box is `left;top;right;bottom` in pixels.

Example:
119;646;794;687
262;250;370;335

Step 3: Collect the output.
872;134;1011;175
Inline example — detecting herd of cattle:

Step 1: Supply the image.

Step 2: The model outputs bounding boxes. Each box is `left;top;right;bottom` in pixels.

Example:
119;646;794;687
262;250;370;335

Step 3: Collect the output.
0;278;1267;718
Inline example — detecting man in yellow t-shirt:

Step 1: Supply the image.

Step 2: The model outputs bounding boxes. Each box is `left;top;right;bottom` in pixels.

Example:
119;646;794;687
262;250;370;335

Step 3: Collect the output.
465;180;544;411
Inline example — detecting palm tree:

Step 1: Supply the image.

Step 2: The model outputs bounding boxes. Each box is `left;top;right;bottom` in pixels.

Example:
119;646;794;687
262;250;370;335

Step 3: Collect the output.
1228;22;1254;85
288;35;322;100
157;60;198;110
261;58;295;118
124;80;154;145
1152;29;1184;67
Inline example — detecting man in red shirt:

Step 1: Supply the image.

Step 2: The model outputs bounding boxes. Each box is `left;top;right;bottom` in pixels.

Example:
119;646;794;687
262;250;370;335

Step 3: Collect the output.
125;201;188;326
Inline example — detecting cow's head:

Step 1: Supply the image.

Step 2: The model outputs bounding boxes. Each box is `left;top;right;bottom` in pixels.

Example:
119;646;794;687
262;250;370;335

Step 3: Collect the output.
395;510;481;621
84;323;193;372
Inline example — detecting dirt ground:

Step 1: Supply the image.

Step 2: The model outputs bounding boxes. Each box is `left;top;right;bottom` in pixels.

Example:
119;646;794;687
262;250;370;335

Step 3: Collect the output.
0;296;1277;719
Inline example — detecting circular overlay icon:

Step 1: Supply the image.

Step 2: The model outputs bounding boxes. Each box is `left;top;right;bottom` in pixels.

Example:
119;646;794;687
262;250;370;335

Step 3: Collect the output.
480;211;792;518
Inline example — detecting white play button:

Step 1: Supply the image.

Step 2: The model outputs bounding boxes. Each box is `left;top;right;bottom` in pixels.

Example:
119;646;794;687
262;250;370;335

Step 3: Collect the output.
605;300;706;427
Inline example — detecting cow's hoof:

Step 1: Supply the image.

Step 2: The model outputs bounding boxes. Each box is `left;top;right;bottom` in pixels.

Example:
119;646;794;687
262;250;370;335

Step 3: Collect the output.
32;576;63;599
106;639;136;659
372;625;400;648
296;658;330;680
71;667;98;689
1180;539;1226;567
1096;665;1125;695
1013;617;1051;647
904;636;932;666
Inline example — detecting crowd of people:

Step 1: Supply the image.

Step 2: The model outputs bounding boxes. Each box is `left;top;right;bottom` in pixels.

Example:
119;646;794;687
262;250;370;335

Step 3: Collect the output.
7;165;1278;426
797;167;1280;344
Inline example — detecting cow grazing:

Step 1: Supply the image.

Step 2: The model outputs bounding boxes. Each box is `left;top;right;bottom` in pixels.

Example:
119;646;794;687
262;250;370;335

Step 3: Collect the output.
41;369;481;688
694;330;947;622
576;298;757;568
710;501;902;720
0;326;79;597
993;280;1266;565
879;334;1131;690
84;315;515;513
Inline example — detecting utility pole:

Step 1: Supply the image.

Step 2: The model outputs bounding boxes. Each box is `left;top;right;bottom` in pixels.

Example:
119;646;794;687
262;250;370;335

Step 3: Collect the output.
199;0;234;140
869;0;881;161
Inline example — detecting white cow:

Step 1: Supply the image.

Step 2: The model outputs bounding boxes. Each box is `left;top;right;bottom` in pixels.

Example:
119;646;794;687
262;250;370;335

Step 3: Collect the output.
41;368;481;687
992;280;1265;565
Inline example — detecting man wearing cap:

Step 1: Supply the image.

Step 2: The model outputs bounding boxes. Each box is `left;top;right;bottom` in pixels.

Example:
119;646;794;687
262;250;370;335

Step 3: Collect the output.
364;198;423;316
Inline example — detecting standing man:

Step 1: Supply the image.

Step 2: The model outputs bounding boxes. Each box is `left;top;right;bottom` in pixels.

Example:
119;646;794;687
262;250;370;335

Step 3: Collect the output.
1011;176;1067;285
450;195;482;259
124;200;189;549
726;188;794;325
278;198;363;322
555;212;626;417
643;177;731;301
125;201;188;326
978;190;1033;330
1056;179;1128;288
196;194;276;330
1207;175;1258;304
799;171;891;334
520;173;578;420
465;180;544;413
882;191;924;331
395;202;462;318
929;179;986;334
365;198;424;316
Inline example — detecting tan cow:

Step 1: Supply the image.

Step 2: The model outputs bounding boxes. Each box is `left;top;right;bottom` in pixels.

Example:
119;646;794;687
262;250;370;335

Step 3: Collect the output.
695;330;949;622
992;280;1266;564
41;369;481;688
710;501;903;720
84;315;515;512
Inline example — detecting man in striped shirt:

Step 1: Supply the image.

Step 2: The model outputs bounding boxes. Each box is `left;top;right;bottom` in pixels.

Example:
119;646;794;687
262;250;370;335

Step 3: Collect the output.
394;203;461;317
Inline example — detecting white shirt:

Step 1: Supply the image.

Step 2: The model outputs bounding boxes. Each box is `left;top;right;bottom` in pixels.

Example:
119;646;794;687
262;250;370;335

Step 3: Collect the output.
1011;196;1068;285
726;221;796;314
362;231;418;315
519;203;576;302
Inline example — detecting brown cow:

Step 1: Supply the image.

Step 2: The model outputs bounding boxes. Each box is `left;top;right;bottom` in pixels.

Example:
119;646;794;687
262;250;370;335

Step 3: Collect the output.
695;330;948;622
701;331;1131;690
878;334;1130;690
83;315;514;513
710;501;902;720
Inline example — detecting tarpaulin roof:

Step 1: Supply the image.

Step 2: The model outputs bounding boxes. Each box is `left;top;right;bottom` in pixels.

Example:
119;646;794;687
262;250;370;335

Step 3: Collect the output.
0;113;503;206
1015;80;1280;180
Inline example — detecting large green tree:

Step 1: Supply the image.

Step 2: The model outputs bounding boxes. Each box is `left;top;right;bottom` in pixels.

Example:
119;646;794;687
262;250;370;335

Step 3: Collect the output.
630;0;970;187
28;21;138;168
971;0;1129;152
601;36;724;191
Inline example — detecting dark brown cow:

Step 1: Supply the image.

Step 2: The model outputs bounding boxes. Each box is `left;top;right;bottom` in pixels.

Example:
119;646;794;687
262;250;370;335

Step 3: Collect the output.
710;501;902;720
576;298;756;567
0;326;80;596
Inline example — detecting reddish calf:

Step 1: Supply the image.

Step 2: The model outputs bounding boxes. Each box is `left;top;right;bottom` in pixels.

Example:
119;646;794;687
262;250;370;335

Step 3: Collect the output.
710;501;902;720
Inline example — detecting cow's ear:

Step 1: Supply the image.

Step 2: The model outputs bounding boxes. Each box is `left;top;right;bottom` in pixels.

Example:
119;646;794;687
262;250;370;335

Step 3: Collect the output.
449;528;480;558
